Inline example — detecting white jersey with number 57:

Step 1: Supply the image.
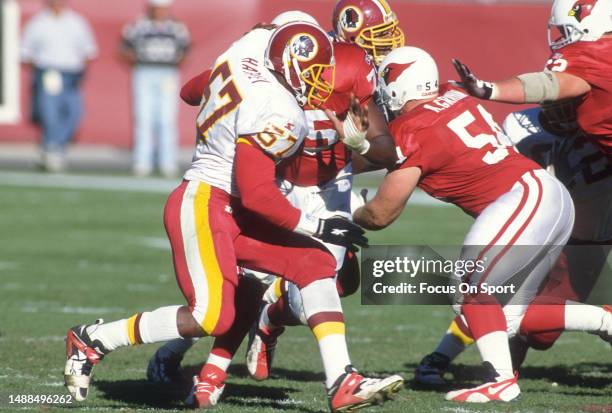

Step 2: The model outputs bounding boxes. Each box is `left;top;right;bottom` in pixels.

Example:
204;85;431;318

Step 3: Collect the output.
183;28;309;197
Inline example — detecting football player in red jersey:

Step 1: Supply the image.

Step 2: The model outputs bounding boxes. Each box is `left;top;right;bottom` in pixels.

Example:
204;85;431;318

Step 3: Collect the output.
452;0;612;157
414;105;612;387
355;46;612;402
245;0;405;388
146;7;407;411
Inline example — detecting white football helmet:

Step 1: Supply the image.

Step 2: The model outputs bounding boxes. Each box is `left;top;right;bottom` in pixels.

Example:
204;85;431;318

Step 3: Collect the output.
548;0;612;50
272;10;319;26
377;46;439;113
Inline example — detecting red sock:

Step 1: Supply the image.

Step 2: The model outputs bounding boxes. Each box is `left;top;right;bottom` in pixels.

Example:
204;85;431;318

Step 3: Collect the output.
462;296;507;339
201;277;264;376
519;303;565;335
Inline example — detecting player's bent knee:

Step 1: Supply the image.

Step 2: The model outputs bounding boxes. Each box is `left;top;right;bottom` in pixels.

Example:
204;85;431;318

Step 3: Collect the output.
209;306;235;336
290;249;336;289
191;304;235;337
527;331;560;350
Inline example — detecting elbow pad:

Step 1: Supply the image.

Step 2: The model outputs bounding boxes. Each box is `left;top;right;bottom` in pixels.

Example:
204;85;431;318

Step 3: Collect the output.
517;71;560;103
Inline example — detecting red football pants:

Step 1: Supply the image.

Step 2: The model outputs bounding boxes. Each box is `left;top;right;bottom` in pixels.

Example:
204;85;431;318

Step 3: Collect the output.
164;180;336;336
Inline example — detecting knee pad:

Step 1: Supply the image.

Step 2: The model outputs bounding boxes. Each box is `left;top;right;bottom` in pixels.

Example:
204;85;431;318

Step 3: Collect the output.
287;282;308;325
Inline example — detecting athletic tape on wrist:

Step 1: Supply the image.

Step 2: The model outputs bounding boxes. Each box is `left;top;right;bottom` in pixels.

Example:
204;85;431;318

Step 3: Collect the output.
343;113;368;153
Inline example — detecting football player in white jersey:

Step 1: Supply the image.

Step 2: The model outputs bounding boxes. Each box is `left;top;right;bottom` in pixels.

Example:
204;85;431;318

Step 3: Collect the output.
414;101;612;388
63;22;403;410
145;6;407;410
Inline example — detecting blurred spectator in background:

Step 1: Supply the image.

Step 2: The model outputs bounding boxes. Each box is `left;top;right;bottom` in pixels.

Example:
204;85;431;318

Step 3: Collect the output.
21;0;97;173
119;0;190;178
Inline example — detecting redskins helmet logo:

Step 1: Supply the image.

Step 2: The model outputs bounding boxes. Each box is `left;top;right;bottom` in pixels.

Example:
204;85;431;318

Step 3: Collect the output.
289;33;319;62
339;6;363;33
568;0;598;22
382;61;415;84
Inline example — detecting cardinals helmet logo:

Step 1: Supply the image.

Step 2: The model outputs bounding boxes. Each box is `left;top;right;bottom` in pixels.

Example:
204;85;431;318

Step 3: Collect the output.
340;6;363;33
290;34;318;62
568;0;598;22
382;61;415;84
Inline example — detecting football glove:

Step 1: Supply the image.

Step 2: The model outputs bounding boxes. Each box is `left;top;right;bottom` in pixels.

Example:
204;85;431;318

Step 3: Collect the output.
314;215;369;248
452;59;496;100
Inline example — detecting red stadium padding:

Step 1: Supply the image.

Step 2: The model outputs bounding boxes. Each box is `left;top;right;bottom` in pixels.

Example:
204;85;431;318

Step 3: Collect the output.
0;0;548;147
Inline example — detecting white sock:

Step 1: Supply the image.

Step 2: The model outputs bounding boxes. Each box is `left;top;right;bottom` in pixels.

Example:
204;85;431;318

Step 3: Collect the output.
88;305;181;351
138;306;181;344
564;301;607;332
434;333;466;360
207;352;231;372
317;334;351;388
301;278;351;388
475;331;514;379
87;319;130;351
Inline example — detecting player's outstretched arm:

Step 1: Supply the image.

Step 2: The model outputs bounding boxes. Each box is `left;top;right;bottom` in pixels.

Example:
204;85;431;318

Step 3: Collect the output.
452;58;590;104
235;138;368;248
353;166;421;231
325;94;397;169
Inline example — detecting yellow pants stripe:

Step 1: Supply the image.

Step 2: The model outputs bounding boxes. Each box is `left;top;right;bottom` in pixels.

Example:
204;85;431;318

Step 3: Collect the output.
273;278;283;300
312;321;345;341
194;183;224;334
127;314;138;345
448;320;475;345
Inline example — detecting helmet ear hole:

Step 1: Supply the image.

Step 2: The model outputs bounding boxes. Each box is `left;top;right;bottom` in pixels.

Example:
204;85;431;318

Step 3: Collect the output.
391;91;397;97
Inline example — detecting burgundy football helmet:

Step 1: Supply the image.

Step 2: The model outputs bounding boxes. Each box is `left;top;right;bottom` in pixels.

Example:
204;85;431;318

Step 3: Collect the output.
265;22;335;108
332;0;404;65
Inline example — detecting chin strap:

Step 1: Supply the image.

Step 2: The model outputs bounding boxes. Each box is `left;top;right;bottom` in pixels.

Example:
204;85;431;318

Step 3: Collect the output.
282;47;308;105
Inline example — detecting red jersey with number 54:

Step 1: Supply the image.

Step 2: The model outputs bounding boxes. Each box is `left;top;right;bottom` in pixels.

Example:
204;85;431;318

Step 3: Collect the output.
545;38;612;156
277;42;377;186
392;83;540;217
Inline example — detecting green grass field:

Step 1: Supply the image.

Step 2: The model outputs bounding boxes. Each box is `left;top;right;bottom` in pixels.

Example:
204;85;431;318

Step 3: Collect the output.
0;173;610;412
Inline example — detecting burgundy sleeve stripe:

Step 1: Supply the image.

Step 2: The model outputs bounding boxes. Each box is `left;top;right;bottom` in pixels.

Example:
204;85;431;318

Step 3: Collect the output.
134;313;143;345
307;311;344;328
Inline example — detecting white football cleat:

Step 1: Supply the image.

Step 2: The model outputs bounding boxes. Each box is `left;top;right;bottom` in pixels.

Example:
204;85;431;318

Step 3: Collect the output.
64;320;108;401
147;345;183;384
185;367;226;409
414;352;450;386
246;325;284;381
328;366;404;412
445;362;520;403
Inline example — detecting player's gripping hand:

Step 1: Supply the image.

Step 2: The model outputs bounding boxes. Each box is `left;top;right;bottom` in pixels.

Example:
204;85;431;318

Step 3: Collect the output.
325;94;371;154
452;59;496;100
314;215;369;248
